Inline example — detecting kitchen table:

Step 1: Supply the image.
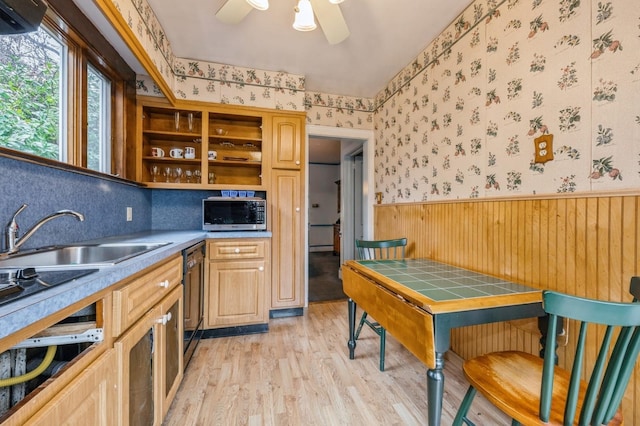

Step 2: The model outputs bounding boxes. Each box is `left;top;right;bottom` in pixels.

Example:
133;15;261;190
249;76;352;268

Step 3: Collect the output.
342;258;544;426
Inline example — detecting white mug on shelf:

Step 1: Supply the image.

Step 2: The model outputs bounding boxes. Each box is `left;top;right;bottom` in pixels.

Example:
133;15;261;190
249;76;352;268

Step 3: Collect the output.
185;146;196;159
151;147;165;157
170;148;184;158
208;150;217;160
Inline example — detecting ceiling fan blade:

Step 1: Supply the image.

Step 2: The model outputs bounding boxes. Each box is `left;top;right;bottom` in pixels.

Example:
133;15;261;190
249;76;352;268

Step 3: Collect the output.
216;0;254;24
309;0;350;45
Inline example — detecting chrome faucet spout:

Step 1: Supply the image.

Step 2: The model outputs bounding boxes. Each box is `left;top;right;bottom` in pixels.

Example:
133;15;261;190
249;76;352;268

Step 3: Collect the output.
2;204;84;256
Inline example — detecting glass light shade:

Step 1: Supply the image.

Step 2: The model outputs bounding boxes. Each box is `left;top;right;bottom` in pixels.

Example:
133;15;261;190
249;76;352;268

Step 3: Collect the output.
246;0;269;11
329;0;344;4
293;0;316;31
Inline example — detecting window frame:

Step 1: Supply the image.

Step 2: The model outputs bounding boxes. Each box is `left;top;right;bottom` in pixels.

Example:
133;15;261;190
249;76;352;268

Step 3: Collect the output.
6;0;137;179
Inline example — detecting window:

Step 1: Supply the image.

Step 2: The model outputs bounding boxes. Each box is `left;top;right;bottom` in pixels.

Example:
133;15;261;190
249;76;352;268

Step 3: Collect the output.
0;2;136;178
0;28;65;161
87;64;111;173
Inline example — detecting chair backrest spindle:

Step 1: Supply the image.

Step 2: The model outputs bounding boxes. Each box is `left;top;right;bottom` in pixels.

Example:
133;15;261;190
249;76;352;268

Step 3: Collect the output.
540;290;640;425
355;238;407;261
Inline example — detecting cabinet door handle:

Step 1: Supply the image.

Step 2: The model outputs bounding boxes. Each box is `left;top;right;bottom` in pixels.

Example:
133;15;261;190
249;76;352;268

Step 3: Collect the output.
295;160;300;165
258;266;264;271
159;280;169;288
295;207;300;212
234;248;240;253
157;312;172;325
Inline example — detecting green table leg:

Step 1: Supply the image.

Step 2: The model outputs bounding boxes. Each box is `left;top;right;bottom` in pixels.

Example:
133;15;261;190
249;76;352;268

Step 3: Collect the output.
348;298;356;359
426;352;445;426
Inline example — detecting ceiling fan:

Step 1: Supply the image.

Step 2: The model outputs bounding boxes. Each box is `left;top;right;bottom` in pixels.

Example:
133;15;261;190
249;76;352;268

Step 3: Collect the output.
216;0;350;45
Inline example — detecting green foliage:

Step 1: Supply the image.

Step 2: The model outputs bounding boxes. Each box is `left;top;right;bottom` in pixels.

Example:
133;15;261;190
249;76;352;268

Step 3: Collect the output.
0;31;61;160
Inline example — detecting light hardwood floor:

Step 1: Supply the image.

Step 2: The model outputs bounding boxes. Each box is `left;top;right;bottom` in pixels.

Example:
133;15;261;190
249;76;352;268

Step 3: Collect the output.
164;301;511;425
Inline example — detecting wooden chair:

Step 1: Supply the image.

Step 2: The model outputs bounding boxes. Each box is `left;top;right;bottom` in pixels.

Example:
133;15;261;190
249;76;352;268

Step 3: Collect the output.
453;282;640;426
354;238;407;371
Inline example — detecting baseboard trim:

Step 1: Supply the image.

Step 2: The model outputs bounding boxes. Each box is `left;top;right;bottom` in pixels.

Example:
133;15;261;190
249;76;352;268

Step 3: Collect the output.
269;308;304;319
201;323;269;338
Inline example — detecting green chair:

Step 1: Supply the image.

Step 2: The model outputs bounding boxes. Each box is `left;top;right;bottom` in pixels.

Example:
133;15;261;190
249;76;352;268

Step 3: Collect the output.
354;238;407;371
453;281;640;426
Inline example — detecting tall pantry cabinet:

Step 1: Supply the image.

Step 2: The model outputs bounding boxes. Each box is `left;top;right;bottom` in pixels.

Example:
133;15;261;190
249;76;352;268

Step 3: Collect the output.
269;114;305;313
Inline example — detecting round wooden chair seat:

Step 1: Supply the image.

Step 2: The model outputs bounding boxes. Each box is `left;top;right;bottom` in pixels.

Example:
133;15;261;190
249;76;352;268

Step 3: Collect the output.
462;350;623;426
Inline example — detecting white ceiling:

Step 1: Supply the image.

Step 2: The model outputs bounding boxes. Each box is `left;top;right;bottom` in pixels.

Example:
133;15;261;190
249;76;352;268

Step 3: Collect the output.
135;0;469;99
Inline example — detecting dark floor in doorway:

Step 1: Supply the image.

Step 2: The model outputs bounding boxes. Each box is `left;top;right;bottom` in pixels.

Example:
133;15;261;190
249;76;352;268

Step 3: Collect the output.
308;251;346;303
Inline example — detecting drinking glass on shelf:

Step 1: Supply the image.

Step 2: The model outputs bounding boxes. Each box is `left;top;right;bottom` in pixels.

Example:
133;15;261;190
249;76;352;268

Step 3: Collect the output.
185;169;193;183
208;172;215;184
187;113;194;132
150;165;159;182
194;170;201;183
163;167;171;182
174;167;183;183
174;112;180;131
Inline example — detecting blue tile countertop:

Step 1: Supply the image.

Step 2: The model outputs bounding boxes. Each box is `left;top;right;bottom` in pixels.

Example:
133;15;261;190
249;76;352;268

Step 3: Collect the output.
0;230;272;342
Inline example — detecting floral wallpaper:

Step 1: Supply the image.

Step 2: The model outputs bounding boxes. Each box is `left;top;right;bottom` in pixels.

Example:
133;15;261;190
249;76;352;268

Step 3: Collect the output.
304;91;375;129
373;0;640;203
135;61;306;111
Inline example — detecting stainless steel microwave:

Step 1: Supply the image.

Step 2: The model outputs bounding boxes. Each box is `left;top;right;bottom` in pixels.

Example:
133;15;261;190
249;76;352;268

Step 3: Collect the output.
202;197;267;231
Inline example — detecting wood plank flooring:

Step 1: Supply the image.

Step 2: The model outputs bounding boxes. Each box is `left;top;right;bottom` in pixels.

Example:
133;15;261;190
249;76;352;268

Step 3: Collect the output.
164;301;511;425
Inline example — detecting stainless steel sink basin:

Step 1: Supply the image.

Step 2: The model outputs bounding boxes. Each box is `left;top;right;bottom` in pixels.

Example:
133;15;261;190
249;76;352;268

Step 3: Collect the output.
0;242;170;270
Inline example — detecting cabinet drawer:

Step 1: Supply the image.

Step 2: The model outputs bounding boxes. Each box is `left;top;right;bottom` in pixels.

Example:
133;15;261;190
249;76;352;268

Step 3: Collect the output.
112;255;182;337
208;239;267;261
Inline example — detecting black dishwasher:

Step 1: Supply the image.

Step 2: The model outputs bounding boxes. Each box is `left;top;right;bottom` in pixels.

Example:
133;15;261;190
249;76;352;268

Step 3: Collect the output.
182;241;204;369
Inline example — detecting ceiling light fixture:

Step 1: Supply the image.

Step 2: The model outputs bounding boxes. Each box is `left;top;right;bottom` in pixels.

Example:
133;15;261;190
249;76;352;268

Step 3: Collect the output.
246;0;269;11
328;0;344;4
293;0;316;31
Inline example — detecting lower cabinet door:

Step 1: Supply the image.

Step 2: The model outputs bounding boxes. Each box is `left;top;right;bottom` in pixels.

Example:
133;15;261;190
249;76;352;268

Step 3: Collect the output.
159;287;183;418
115;308;159;426
25;349;117;426
114;286;183;426
206;259;267;327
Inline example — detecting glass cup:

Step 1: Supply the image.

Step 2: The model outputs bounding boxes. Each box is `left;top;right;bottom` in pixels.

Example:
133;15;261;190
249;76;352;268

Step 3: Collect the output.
187;113;194;132
173;167;183;183
163;167;171;183
150;165;159;182
208;172;215;184
174;112;180;131
185;169;193;183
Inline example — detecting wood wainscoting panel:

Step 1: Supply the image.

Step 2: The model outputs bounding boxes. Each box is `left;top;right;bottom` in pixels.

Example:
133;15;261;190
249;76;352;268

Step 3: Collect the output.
373;193;640;424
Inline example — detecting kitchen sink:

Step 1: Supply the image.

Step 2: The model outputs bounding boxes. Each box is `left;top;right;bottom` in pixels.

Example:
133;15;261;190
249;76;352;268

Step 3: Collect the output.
0;242;170;270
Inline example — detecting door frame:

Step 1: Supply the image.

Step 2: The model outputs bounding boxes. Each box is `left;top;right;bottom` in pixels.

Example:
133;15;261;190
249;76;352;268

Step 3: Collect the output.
305;125;375;290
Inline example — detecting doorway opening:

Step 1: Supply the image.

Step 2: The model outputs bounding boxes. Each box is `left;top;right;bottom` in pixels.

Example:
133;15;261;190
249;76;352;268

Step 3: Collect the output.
305;125;374;304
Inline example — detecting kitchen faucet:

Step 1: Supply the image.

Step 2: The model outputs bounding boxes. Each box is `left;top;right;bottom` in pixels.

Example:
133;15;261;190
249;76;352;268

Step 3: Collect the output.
2;204;85;258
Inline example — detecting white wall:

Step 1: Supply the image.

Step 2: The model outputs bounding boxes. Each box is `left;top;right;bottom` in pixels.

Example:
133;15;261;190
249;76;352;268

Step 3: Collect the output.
308;163;340;252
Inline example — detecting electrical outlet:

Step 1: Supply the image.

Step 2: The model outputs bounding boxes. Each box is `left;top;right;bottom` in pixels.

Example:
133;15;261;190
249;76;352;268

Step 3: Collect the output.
534;134;554;164
126;207;133;222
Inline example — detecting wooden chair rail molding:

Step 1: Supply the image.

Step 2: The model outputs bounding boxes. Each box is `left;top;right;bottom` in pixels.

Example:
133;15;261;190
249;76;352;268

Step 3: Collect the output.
373;191;640;424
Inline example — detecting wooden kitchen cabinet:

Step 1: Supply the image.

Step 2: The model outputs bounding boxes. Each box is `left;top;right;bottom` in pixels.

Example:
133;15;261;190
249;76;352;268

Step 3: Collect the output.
269;111;306;313
112;255;182;337
136;96;266;189
270;169;305;310
24;349;117;426
112;254;183;426
205;239;270;328
0;296;112;426
271;114;303;170
114;285;182;426
0;255;184;426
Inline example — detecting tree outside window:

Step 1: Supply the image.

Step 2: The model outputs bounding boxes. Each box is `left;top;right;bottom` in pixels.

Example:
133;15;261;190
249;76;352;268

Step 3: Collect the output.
0;29;63;161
